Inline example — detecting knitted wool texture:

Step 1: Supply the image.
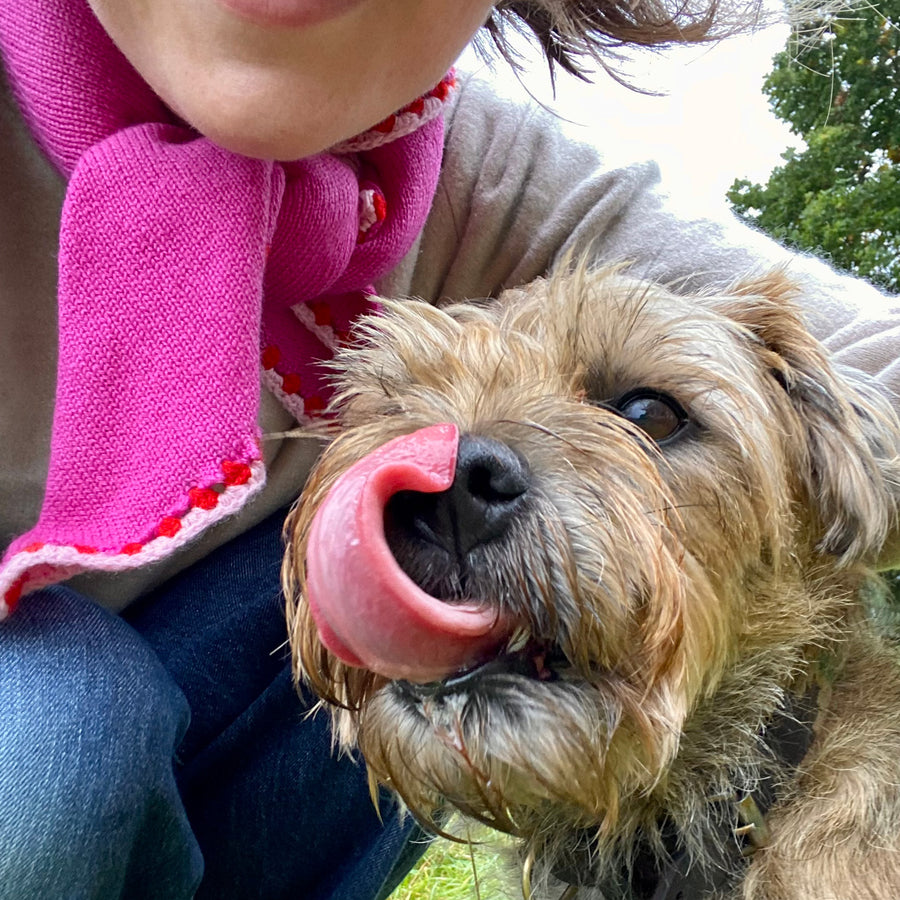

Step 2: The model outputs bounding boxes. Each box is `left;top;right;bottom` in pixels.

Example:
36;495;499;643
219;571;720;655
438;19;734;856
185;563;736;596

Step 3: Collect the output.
0;0;450;615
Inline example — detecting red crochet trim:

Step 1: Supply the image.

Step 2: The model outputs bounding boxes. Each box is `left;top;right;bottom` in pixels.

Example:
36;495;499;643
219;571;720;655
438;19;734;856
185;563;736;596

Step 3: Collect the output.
261;343;330;418
357;185;387;244
5;576;26;612
18;458;253;559
308;301;333;326
370;72;456;136
2;455;263;614
331;71;456;154
2;457;259;612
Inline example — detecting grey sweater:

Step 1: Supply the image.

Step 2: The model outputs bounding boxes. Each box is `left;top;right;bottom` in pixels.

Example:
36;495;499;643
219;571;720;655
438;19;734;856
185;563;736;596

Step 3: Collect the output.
2;70;898;611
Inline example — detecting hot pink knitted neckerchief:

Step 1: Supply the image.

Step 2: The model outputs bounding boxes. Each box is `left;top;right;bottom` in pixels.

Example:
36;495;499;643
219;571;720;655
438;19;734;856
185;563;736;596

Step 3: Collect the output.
0;0;451;616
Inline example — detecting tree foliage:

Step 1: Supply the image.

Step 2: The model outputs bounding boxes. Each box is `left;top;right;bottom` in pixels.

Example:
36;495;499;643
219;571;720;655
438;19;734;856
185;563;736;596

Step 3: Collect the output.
727;3;900;289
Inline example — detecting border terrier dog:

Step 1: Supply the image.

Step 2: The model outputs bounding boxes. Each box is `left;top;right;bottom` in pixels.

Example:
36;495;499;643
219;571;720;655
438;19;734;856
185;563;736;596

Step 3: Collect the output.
284;263;900;899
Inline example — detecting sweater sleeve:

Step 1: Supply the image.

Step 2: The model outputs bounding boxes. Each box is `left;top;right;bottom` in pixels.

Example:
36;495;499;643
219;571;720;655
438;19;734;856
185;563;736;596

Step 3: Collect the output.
381;72;900;395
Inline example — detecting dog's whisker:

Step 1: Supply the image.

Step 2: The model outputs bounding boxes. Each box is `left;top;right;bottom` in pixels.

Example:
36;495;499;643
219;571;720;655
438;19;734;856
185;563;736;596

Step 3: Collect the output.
464;832;486;900
494;418;589;455
641;501;719;515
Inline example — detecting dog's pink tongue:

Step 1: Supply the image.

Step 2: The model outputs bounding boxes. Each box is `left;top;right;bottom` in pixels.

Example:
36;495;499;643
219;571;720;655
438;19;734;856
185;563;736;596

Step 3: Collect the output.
306;424;510;683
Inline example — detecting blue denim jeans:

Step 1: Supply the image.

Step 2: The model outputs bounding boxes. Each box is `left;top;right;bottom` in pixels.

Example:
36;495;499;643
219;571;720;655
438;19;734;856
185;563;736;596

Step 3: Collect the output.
0;509;428;899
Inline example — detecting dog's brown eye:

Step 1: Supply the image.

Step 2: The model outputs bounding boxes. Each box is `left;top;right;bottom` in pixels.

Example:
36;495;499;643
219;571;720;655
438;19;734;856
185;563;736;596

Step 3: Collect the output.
613;390;688;444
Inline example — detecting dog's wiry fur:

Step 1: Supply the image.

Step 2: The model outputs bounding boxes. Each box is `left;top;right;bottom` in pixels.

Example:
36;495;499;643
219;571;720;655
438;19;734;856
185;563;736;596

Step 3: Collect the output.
284;263;900;898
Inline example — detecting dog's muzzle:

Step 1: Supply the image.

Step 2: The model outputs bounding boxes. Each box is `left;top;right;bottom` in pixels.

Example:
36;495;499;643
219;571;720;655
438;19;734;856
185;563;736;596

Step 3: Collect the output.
384;432;529;581
304;424;526;683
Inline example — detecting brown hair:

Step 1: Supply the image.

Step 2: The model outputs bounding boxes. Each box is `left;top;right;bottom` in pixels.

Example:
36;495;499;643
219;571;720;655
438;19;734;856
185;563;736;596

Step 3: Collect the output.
482;0;765;78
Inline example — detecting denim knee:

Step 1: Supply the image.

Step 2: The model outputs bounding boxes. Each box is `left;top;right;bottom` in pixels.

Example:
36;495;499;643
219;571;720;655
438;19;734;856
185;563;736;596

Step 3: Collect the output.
0;587;202;900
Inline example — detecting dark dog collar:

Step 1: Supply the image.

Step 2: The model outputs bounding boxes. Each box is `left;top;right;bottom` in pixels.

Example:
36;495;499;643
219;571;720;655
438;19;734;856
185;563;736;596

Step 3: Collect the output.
543;685;821;900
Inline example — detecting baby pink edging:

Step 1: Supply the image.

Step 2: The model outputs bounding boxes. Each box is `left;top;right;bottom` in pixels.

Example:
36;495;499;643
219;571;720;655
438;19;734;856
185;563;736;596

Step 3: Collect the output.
0;460;267;619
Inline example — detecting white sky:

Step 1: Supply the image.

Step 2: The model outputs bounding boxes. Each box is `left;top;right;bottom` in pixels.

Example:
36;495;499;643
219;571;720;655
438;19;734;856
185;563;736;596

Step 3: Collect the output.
459;21;799;212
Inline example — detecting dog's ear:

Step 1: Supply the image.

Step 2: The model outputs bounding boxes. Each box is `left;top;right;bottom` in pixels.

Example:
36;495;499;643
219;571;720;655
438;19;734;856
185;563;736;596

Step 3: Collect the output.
722;271;900;564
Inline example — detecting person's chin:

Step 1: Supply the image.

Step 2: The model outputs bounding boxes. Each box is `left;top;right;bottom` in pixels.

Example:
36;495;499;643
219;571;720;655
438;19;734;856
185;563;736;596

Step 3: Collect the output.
160;74;359;161
194;114;336;161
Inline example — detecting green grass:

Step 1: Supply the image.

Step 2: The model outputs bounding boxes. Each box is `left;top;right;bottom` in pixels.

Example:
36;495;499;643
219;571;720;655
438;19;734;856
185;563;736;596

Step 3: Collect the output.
392;834;517;900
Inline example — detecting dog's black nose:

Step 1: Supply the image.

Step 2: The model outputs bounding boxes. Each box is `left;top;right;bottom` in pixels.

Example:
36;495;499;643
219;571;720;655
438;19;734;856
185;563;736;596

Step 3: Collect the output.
450;435;530;552
386;434;530;561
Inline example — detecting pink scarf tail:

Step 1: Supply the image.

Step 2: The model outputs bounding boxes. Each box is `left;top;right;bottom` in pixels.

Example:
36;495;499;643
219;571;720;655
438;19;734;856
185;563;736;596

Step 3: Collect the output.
0;127;284;614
